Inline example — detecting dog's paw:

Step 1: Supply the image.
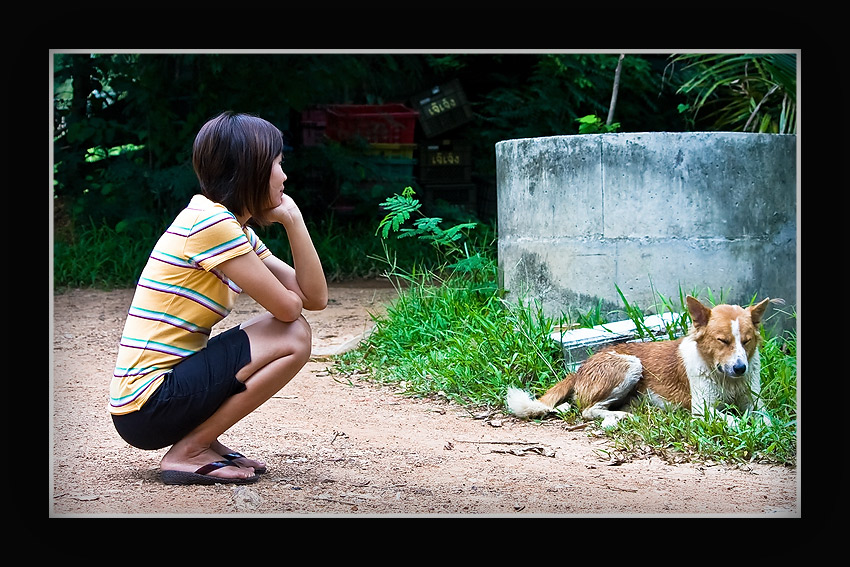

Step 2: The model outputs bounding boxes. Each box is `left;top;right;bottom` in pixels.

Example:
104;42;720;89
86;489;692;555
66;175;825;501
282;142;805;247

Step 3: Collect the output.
553;402;572;414
600;411;630;429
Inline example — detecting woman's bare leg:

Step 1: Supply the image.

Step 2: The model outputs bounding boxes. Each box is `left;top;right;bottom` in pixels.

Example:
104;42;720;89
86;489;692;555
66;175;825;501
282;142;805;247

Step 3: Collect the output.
160;314;311;480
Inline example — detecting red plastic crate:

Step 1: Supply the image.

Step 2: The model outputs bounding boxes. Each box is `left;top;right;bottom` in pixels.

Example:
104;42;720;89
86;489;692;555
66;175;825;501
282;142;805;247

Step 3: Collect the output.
325;104;419;144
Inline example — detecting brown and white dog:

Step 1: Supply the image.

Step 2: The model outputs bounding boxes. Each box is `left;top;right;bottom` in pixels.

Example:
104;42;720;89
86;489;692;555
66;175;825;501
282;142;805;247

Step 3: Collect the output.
506;296;771;428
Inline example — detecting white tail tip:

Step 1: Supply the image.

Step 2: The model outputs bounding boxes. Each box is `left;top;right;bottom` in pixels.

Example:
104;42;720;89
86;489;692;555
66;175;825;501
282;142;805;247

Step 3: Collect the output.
506;387;553;419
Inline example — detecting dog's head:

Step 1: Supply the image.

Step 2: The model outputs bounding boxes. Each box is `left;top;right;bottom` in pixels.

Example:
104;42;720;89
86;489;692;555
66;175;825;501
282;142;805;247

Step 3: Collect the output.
686;295;770;378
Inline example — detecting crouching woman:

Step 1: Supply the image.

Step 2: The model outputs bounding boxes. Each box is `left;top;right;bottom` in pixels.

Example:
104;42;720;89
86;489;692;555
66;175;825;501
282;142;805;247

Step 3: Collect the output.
109;112;328;485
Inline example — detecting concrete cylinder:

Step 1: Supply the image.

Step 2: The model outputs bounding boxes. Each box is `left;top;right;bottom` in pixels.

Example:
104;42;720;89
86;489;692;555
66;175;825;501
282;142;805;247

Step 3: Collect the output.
495;132;797;332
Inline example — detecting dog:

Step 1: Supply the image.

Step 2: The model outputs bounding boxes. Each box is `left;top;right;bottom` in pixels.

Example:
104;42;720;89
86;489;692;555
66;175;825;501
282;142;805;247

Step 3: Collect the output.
506;296;771;428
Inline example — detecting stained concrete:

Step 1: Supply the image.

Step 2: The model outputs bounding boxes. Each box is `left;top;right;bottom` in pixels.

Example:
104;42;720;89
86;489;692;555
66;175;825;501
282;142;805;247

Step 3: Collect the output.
496;132;797;332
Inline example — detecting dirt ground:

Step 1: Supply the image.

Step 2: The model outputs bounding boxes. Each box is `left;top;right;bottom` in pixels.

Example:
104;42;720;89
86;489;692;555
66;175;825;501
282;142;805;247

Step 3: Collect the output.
50;280;799;517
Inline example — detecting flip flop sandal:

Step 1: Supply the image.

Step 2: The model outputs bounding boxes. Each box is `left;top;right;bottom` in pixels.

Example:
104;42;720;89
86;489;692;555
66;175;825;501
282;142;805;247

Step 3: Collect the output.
161;460;259;486
222;452;267;474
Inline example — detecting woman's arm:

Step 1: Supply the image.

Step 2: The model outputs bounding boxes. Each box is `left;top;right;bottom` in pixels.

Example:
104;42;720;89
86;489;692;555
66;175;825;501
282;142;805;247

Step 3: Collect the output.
217;194;327;323
265;194;328;311
260;254;327;312
217;253;304;323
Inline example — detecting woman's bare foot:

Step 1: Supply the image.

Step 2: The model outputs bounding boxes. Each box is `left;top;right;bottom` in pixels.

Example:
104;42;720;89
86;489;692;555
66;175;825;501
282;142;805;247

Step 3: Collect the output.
211;439;267;473
161;442;256;481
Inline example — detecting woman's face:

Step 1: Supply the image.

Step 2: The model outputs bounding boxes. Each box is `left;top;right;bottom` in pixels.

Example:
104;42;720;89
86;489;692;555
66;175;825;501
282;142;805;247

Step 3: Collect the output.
268;154;287;207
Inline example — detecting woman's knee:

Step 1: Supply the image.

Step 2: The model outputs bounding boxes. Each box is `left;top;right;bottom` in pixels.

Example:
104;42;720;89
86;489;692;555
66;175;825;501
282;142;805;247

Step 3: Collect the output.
240;315;312;369
287;315;313;362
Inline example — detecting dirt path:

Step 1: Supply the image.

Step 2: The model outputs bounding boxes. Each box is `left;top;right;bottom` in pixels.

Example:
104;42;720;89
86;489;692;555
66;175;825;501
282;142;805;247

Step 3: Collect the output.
50;281;798;516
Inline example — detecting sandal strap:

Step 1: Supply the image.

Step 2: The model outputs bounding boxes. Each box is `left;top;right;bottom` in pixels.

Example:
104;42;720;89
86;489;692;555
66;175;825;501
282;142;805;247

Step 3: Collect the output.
194;460;237;476
222;451;267;474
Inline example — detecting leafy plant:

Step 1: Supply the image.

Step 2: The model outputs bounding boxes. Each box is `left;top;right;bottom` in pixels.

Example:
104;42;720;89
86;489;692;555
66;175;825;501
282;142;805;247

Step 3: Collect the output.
669;53;797;134
336;185;558;405
376;186;420;239
377;186;479;268
576;114;620;134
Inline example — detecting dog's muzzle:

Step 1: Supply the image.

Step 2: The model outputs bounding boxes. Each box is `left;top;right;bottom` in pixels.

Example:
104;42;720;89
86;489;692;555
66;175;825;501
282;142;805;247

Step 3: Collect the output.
719;360;748;378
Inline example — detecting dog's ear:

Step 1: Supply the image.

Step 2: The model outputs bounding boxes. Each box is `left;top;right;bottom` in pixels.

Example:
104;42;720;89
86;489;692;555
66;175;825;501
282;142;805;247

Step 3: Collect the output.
749;297;771;326
686;296;711;328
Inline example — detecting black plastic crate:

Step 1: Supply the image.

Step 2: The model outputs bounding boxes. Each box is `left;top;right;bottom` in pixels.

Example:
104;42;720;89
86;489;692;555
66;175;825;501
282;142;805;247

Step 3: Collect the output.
418;139;472;184
411;79;474;138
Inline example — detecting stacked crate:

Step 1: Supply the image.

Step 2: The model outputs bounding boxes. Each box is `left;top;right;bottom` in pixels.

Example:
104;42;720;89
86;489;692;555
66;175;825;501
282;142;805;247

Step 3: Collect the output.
324;104;419;181
325;104;418;145
417;139;475;211
299;107;327;147
410;79;474;139
362;142;418;182
323;104;420;215
410;80;476;213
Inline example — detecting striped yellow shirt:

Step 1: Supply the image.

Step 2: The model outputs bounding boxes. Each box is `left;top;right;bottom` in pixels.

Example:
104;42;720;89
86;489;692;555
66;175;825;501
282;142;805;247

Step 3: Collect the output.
109;194;271;415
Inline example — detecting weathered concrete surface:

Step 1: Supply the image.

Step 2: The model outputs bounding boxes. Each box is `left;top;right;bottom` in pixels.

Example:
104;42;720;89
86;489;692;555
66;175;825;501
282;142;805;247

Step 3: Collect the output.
496;132;797;332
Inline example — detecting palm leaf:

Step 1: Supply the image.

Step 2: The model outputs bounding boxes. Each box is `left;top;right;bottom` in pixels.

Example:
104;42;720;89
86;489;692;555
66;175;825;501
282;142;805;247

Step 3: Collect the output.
671;53;797;133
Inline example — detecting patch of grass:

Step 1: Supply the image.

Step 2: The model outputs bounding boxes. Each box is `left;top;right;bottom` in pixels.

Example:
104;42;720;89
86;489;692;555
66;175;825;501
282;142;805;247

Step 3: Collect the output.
333;187;798;467
52;219;161;290
336;187;563;406
336;263;564;407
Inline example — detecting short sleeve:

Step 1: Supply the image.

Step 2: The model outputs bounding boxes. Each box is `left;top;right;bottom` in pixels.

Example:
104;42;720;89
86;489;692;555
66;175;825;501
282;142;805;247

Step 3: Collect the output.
184;207;255;272
244;226;273;261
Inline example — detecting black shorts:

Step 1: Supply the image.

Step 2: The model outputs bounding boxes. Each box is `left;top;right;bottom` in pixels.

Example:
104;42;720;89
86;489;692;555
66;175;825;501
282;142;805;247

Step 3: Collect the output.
112;325;252;450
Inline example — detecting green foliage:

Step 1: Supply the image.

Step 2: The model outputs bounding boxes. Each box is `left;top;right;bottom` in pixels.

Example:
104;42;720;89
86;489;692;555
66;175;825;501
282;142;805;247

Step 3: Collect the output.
378;187;478;257
669;53;797;134
478;54;658;142
337;186;557;405
576;114;620;134
376;186;420;239
52;219;163;289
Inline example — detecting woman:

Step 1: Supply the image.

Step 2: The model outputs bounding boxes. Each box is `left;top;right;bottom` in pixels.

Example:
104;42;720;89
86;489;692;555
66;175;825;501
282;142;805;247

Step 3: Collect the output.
109;112;328;485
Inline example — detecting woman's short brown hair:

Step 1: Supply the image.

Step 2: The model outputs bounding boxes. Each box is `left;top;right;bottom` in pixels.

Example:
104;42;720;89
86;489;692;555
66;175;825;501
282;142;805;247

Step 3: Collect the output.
192;111;284;227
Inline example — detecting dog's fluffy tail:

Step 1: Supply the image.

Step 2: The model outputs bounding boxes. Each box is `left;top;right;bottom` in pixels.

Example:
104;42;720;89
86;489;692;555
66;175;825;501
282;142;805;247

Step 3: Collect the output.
507;374;577;419
505;387;556;419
